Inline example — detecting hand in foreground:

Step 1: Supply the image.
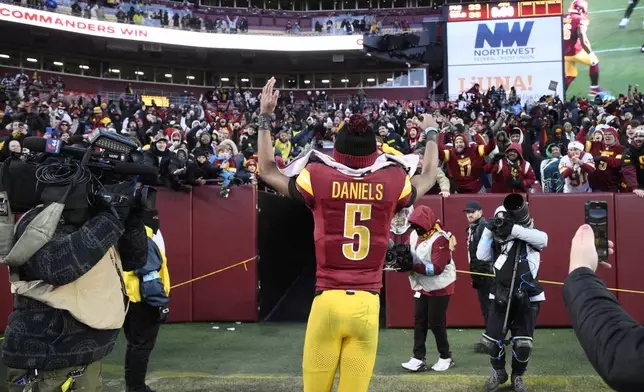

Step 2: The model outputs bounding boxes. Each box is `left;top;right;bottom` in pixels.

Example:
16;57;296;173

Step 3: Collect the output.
414;114;439;131
569;224;613;274
634;189;644;198
260;77;279;116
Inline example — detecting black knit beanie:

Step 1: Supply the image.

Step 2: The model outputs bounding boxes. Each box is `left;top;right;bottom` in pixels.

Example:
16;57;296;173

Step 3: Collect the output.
333;115;378;168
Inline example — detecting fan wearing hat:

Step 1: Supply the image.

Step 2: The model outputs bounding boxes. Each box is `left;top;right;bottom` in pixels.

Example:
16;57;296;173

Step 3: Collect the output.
256;77;440;392
559;141;595;193
437;130;495;193
621;127;644;197
575;125;624;192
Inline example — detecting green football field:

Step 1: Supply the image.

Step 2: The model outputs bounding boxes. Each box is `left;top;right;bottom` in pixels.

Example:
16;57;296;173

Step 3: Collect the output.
2;324;611;392
566;0;644;98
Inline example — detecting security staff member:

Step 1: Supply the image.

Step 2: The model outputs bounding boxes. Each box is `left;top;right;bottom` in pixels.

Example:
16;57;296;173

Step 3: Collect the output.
464;200;492;353
476;196;548;392
122;220;171;392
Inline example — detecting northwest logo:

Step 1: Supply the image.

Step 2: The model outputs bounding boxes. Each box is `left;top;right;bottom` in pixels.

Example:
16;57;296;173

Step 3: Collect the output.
473;21;536;61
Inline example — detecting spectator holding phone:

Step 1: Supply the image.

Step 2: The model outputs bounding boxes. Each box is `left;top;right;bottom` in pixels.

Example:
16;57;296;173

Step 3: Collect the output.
562;225;644;391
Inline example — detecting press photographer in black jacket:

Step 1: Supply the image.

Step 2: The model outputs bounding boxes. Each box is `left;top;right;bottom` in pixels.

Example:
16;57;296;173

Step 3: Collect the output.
563;224;644;392
464;200;492;353
2;177;148;391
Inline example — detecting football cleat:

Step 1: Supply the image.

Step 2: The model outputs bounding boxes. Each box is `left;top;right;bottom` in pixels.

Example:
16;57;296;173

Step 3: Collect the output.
619;18;629;28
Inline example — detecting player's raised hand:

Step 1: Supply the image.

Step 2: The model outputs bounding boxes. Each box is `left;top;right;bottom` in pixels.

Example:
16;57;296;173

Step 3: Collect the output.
416;113;439;130
260;77;279;116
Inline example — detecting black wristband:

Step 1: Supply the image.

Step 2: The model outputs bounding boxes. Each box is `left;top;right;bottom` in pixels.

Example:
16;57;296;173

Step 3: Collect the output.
258;114;272;131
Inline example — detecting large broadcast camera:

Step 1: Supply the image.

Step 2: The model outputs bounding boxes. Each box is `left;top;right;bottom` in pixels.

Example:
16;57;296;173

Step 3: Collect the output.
2;130;159;213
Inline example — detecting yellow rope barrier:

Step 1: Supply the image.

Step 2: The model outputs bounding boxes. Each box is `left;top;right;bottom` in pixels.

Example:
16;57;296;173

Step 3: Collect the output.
456;269;644;295
167;255;644;296
169;256;257;290
1;258;642;341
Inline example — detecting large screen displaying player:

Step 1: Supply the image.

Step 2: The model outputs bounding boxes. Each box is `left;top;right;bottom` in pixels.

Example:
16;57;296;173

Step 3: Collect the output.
563;0;644;99
563;0;600;97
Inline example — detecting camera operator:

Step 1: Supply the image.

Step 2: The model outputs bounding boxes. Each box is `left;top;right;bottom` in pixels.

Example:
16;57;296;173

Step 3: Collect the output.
400;205;456;373
2;179;148;391
476;194;548;392
464;200;493;353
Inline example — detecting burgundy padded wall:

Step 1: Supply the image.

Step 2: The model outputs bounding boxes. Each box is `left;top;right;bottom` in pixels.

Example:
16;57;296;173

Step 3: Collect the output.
0;267;9;332
191;185;258;322
614;194;644;323
385;196;443;328
526;193;617;326
442;194;508;327
156;189;194;322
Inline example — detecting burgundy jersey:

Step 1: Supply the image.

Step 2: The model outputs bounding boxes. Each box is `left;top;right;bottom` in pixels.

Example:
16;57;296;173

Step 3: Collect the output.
563;13;588;56
294;161;413;292
438;135;495;193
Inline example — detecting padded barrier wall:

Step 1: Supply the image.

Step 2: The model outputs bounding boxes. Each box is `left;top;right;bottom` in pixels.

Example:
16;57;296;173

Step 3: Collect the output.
385;193;621;328
2;191;644;331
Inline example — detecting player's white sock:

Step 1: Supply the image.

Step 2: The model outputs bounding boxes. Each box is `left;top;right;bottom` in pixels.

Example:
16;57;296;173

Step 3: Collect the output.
619;18;629;27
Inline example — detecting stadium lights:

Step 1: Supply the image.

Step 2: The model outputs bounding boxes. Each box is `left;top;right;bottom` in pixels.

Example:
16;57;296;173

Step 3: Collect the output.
0;54;9;59
135;71;144;75
341;78;349;83
241;78;249;82
164;73;172;78
186;76;195;80
366;78;375;82
53;61;63;66
304;80;311;84
110;69;120;73
79;65;89;70
321;79;330;83
387;77;393;81
221;77;230;82
26;58;38;63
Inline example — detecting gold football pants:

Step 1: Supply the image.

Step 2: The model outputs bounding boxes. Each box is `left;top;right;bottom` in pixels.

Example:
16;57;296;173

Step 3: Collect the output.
302;289;380;392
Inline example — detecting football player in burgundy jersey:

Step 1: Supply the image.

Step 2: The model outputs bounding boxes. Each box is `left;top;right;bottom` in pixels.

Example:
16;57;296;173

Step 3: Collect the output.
563;0;601;96
257;77;440;392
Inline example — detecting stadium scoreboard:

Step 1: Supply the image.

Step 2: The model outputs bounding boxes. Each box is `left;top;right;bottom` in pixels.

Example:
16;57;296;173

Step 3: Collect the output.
446;0;563;22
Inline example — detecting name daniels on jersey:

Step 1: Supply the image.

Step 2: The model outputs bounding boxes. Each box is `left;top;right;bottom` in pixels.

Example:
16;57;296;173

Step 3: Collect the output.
331;181;384;201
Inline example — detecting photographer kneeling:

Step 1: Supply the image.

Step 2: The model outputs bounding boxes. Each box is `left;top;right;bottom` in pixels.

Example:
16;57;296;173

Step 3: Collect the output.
2;178;148;391
476;194;548;392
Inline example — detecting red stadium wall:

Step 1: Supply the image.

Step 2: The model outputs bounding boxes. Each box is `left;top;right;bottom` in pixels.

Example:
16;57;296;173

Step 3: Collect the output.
2;191;643;332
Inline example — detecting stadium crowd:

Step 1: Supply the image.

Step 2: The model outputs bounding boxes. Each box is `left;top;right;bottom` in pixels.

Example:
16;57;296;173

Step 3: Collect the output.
8;0;423;35
1;72;644;198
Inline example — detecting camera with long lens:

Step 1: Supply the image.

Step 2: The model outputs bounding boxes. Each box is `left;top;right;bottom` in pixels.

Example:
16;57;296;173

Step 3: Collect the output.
489;194;532;239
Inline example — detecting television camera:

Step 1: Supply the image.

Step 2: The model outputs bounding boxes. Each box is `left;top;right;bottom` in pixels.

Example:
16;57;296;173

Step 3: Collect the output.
2;130;159;213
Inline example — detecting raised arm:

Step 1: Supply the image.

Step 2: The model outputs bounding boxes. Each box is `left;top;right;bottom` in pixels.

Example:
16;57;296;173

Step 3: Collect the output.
257;78;291;196
410;114;440;198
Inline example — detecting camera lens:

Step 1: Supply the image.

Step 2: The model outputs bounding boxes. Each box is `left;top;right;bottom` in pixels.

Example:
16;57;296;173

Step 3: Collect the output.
503;194;531;226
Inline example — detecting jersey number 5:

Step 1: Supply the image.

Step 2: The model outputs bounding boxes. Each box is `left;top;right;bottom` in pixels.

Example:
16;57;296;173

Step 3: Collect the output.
343;203;372;261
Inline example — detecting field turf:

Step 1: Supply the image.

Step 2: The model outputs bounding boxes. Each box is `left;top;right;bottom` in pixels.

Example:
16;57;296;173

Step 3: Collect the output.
567;0;644;98
29;323;611;392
